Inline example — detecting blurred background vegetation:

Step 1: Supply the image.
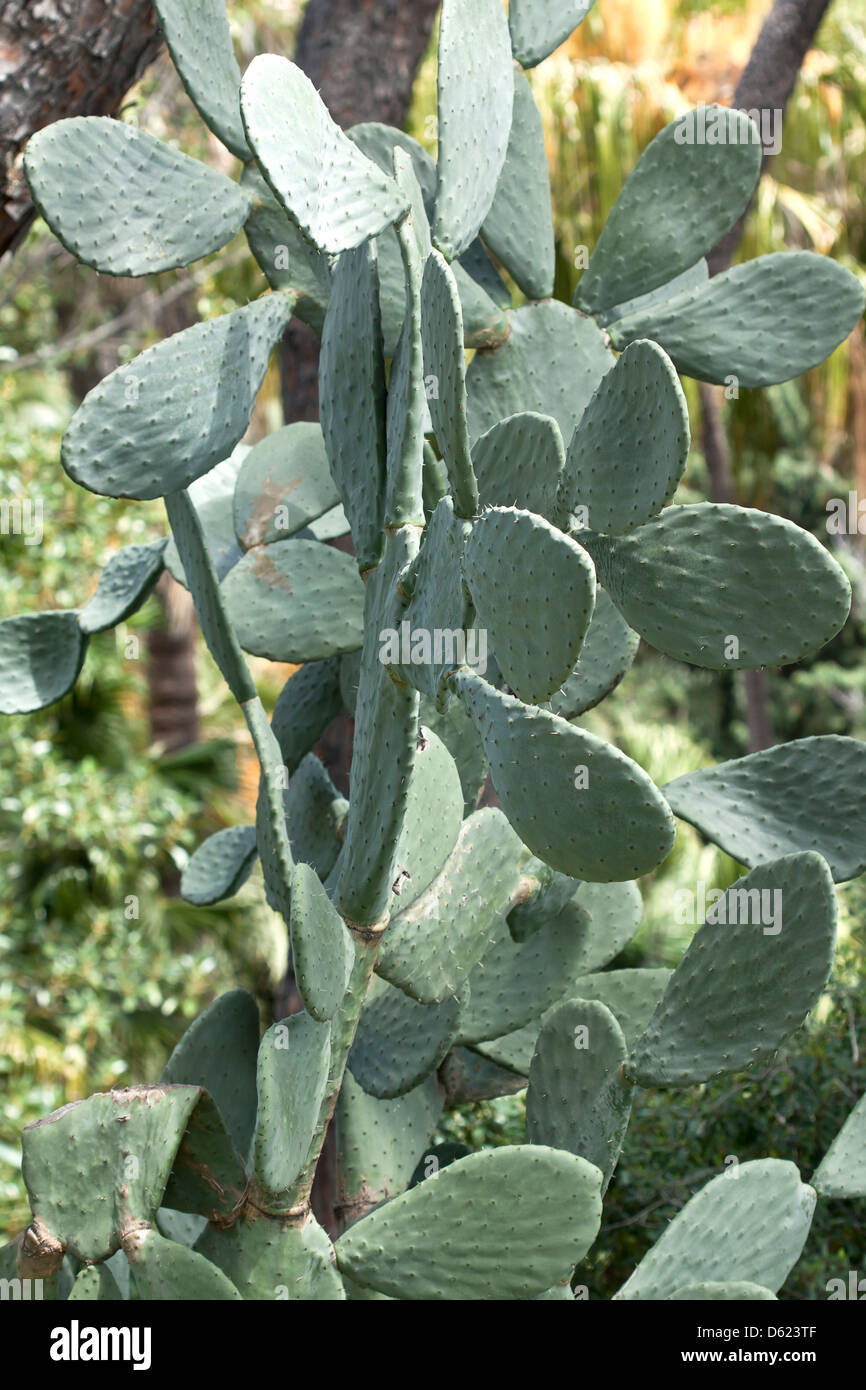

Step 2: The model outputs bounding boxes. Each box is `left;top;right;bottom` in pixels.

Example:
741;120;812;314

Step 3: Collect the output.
1;0;864;1295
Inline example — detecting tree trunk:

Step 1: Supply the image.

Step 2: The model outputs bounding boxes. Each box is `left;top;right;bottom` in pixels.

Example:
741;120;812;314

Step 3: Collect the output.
708;0;833;276
700;0;835;751
146;574;200;755
0;0;164;257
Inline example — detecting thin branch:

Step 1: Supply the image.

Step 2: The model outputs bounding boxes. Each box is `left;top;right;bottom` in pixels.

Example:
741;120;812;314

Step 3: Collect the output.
1;248;248;374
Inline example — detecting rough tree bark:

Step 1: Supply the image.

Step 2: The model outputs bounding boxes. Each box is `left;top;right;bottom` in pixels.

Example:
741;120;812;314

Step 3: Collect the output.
700;0;835;752
708;0;833;276
0;0;163;257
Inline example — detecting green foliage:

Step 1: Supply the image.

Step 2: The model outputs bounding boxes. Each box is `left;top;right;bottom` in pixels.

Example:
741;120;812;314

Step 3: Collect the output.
0;391;275;1236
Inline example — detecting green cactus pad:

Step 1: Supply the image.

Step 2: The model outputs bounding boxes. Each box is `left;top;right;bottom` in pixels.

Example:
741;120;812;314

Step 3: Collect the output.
241;56;408;254
454;261;512;350
348;123;509;353
476;968;671;1072
547;588;639;718
472;412;565;521
460;236;513;309
156;1208;207;1247
162;989;260;1159
560;968;672;1047
575;107;760;314
336;1144;602;1300
244;696;294;923
609;251;866;387
62;296;292;500
627;853;837;1087
335;1071;443;1212
389;726;465;912
378;808;523;1003
391;497;475;702
419;690;488;814
668;1282;777;1300
509;0;595;67
481;70;555;300
164;488;256;704
563;340;690;534
506;867;581;943
290;862;354;1023
463;506;597;703
22;1085;203;1263
164;452;246;588
125;1227;241;1300
285;754;347;879
512;875;643;965
241;164;331;327
24;118;252;276
595;259;708;328
349;975;465;1100
154;0;249;158
0;1240;18;1282
614;1159;816;1300
453;670;676;880
457;904;592;1045
334;539;421;925
813;1091;866;1198
664;736;866;883
432;0;514;261
439;1047;528;1102
254;1014;331;1203
271;660;343;775
195;1214;344;1300
573;880;644;971
420;251;478;516
374;219;424;360
78;540;166;635
222;539;365;663
526;998;632;1191
466;301;614;444
349;123;437;205
232;424;340;550
341;1275;393;1301
0;612;87;715
161;1091;248;1223
67;1264;124;1300
319;240;387;572
180;825;258;906
385;157;429;529
586;503;851;670
349;125;432;355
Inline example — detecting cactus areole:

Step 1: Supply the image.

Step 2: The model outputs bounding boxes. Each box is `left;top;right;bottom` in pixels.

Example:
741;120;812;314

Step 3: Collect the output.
3;0;864;1303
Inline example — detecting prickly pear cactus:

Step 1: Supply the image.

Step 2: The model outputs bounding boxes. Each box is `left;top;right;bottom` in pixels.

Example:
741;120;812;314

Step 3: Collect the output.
2;0;865;1301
